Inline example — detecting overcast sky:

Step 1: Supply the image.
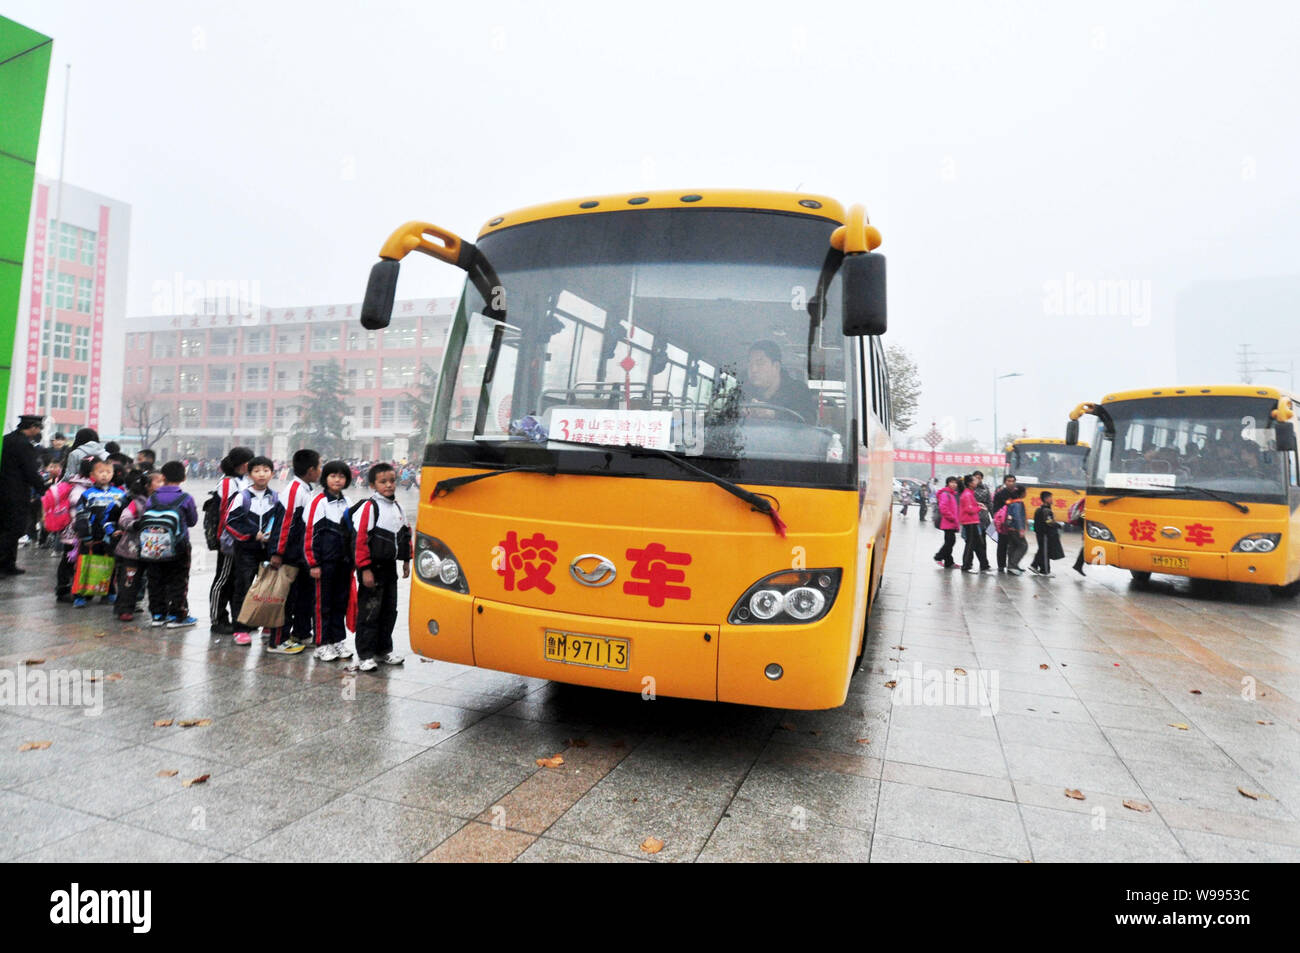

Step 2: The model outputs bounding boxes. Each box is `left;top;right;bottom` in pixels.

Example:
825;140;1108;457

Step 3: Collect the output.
9;0;1300;445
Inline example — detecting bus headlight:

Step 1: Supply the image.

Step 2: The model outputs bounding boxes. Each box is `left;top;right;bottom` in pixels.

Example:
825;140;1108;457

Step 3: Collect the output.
730;569;841;625
1232;534;1280;554
414;533;469;594
1086;522;1115;542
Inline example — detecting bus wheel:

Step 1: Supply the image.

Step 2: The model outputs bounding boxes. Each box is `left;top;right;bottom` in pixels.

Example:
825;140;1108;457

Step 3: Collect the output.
1271;580;1300;599
1129;570;1152;585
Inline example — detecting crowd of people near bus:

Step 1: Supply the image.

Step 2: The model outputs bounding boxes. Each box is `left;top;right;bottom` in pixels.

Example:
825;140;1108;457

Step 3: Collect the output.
898;471;1079;577
0;415;413;673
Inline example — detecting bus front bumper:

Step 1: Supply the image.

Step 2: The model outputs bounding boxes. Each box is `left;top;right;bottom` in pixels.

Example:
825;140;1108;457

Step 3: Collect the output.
1087;541;1289;585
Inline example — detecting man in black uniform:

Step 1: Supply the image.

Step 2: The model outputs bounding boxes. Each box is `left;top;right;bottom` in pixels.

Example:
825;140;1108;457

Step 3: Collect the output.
745;340;818;423
1;414;49;575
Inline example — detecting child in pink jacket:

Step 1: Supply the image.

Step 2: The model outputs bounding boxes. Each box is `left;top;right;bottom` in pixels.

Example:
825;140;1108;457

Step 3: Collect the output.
933;476;961;568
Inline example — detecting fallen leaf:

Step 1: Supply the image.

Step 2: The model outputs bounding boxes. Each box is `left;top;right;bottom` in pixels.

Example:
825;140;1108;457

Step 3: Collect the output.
19;741;53;751
423;722;441;730
1039;664;1050;670
181;774;210;788
1113;663;1120;667
23;658;45;666
953;667;967;676
156;769;178;778
565;738;589;748
640;836;665;854
883;680;897;689
535;755;565;768
892;645;906;651
856;737;871;744
1189;689;1202;695
105;672;123;681
1064;788;1086;800
153;719;174;728
1168;723;1190;731
780;722;798;731
418;657;437;663
177;718;212;728
1257;720;1273;726
1237;786;1272;801
1122;799;1152;813
94;631;108;637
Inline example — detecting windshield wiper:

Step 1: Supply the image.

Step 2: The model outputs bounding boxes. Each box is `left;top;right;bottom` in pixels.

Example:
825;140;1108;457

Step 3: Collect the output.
549;438;790;537
432;464;558;499
1097;486;1250;514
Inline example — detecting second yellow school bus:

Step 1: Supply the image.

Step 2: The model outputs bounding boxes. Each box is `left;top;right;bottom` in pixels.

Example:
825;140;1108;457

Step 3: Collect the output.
1004;438;1089;527
1067;385;1300;593
358;189;894;709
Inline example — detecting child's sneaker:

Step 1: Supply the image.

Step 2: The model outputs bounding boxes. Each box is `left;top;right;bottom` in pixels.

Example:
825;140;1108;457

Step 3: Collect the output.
106;593;117;605
118;612;134;622
167;616;198;629
377;653;404;666
267;641;305;655
313;644;339;662
334;642;354;660
72;597;88;608
233;631;252;646
211;621;235;635
357;658;378;672
151;615;166;627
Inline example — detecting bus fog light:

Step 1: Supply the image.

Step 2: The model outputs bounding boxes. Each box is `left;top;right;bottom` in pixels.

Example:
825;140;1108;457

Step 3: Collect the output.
749;590;784;620
427;620;439;634
783;587;825;621
764;663;783;680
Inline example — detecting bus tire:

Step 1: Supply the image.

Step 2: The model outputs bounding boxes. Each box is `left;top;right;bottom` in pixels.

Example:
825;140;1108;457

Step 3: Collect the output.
1129;570;1152;585
1271;579;1300;599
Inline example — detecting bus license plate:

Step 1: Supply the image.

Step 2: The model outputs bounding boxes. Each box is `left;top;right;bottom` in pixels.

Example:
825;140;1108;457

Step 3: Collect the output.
544;630;629;671
1152;555;1190;570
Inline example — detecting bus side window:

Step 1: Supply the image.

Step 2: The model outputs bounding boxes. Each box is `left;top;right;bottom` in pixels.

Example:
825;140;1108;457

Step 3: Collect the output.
1290;449;1300;488
859;338;871;447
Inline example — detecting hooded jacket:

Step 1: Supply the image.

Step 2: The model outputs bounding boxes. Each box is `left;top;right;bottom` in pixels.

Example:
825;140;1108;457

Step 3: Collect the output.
936;486;960;530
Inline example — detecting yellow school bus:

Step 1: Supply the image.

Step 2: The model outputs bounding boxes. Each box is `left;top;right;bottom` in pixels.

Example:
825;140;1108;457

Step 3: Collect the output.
1004;438;1089;528
1067;385;1300;593
359;189;894;708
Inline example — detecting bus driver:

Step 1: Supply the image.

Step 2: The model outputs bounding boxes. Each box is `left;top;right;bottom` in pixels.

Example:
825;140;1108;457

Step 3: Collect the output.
745;340;818;423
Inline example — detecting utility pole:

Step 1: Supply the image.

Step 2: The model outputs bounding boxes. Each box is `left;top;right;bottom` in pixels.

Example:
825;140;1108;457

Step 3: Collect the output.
1237;343;1255;384
38;63;71;441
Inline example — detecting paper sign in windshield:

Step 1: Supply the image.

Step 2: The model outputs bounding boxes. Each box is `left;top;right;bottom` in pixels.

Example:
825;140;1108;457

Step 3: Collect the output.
1105;472;1177;489
548;409;672;450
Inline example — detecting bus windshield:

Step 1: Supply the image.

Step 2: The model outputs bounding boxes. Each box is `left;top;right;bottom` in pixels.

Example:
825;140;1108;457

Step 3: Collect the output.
1010;444;1088;488
432;208;855;487
1087;395;1288;503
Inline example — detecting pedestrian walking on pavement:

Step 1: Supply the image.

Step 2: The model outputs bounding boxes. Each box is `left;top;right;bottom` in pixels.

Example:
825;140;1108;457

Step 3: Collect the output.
1;415;49;575
1029;491;1064;575
1004;485;1030;574
933;476;961;569
991;473;1017;572
959;474;991;572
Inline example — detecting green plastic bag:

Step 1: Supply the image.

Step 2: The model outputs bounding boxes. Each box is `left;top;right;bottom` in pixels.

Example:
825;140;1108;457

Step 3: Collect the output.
73;553;116;597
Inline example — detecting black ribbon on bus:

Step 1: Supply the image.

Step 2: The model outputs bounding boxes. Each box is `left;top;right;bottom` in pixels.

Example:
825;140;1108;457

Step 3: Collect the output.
431;465;558;500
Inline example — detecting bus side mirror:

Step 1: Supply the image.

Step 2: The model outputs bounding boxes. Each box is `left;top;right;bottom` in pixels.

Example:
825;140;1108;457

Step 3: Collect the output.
1277;420;1297;453
361;259;400;330
842;253;887;337
1065;419;1079;445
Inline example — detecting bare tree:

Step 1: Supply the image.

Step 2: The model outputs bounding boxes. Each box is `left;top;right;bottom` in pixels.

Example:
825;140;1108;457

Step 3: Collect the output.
124;392;172;449
885;344;921;432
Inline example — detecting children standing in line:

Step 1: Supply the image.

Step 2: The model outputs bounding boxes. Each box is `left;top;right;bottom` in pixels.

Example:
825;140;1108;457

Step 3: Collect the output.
223;456;284;647
303;460;356;662
142;461;200;627
115;469;165;622
349;463;410;672
207;447;254;634
268;449;320;653
72;459;129;608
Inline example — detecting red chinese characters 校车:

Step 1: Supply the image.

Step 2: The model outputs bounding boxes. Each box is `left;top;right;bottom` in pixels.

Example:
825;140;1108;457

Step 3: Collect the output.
1184;523;1215;547
622;543;692;607
1128;519;1157;542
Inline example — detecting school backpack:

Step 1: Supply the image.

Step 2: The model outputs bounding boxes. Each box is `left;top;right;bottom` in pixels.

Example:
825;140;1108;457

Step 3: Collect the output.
993;505;1011;534
73;485;126;542
218;488;255;555
137;497;188;562
41;481;76;533
202;491;222;551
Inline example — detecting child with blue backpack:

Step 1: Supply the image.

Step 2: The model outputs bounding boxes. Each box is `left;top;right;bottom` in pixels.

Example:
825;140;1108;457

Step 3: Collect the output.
142;461;199;627
114;468;165;622
71;459;129;608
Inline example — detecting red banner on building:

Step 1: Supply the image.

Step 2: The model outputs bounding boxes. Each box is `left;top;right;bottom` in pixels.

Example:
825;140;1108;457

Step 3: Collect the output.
894;449;1007;467
88;205;109;429
23;185;49;413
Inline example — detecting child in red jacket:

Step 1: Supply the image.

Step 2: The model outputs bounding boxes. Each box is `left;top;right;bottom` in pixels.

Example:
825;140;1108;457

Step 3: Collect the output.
348;463;411;673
